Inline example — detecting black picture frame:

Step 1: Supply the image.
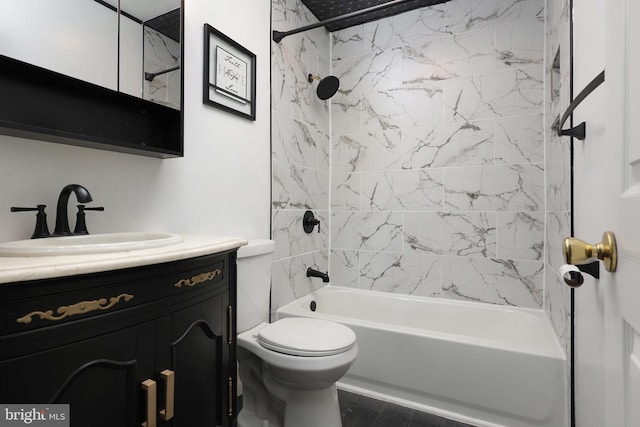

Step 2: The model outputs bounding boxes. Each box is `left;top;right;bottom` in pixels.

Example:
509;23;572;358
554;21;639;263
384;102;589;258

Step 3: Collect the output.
203;24;256;121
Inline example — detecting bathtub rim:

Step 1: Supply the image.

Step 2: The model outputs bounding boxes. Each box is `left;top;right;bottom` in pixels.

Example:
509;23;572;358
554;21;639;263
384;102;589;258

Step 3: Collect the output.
276;285;566;361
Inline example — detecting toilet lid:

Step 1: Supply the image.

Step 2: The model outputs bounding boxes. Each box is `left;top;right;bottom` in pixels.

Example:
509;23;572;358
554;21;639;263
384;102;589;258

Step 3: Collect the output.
258;318;356;357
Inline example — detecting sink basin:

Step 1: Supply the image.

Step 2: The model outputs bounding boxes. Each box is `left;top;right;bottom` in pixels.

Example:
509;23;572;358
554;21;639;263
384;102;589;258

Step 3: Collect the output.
0;232;183;256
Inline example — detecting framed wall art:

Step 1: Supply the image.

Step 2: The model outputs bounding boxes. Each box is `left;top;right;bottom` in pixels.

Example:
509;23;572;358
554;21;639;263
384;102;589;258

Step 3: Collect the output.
203;24;256;120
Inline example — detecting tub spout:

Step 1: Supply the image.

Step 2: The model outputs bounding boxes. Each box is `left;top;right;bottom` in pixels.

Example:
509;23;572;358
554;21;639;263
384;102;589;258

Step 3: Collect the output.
306;267;329;283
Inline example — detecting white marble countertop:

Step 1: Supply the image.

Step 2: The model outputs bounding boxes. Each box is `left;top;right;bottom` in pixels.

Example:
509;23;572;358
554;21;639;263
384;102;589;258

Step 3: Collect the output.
0;234;247;285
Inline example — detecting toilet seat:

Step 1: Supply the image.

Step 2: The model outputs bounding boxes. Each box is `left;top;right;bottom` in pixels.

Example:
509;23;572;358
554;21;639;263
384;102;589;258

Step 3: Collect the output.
258;318;356;357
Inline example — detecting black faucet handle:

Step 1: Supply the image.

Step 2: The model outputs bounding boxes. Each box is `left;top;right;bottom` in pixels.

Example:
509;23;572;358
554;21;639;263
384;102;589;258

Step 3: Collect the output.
10;205;51;239
303;210;321;233
73;205;104;235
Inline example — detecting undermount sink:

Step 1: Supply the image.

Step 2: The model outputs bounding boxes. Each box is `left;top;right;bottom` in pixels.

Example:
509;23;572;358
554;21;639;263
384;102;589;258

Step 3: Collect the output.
0;232;183;256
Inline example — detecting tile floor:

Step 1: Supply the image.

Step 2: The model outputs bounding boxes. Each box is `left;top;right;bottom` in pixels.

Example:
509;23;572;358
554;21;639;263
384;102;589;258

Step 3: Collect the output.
338;390;474;427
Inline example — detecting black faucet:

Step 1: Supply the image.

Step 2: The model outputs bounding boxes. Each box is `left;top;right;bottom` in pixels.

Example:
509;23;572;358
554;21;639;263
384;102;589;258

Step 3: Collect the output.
306;267;330;283
53;184;93;236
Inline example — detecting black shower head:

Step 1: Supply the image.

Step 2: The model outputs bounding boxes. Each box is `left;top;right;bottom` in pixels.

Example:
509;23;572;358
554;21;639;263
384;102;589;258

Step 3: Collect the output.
308;74;340;100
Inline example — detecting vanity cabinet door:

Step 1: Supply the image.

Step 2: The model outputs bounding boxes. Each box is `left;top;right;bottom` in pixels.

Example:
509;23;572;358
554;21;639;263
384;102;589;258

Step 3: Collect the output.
0;321;155;427
156;287;232;427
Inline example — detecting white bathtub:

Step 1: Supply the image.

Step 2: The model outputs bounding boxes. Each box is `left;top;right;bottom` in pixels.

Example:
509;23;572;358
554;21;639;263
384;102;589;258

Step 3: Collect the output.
276;286;567;427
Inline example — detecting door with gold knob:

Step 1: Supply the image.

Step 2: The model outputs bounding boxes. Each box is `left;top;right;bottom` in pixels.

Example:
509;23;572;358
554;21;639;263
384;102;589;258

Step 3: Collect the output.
572;0;640;425
604;1;640;424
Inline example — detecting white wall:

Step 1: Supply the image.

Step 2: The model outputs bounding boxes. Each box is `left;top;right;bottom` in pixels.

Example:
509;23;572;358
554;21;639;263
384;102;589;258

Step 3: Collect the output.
0;0;271;242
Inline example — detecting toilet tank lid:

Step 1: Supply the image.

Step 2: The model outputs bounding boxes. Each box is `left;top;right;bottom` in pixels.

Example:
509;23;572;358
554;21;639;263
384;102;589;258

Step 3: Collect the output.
237;239;275;258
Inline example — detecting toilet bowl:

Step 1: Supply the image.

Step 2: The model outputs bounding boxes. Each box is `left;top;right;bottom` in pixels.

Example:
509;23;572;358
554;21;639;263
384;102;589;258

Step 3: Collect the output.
236;240;358;427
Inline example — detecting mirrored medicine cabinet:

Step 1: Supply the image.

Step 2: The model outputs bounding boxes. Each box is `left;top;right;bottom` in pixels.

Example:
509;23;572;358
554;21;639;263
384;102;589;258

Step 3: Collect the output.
0;0;183;158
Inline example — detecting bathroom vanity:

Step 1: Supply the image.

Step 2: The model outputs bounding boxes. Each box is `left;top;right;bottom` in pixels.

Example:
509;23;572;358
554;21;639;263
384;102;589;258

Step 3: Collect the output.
0;235;246;427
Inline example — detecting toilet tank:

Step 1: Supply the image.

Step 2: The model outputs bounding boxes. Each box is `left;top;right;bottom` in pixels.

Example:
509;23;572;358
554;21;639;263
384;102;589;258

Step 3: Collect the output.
236;239;275;333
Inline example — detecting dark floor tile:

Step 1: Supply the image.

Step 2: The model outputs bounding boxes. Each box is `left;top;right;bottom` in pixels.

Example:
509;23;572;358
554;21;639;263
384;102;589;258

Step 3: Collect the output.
338;390;361;416
340;392;384;427
372;402;413;427
338;391;475;427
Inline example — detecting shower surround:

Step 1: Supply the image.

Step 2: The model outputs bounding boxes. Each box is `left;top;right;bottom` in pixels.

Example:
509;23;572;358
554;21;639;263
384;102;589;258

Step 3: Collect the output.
330;0;546;309
271;0;570;357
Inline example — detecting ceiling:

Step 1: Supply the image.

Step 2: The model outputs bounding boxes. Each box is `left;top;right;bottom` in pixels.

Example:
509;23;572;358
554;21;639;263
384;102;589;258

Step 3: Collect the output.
299;0;449;32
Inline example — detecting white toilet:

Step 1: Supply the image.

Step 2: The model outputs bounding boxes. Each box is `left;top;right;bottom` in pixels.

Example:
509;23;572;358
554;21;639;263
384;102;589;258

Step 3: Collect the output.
236;240;358;427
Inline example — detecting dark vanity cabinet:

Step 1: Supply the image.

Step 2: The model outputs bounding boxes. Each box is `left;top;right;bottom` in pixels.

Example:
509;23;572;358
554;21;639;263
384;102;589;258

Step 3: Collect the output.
0;250;237;427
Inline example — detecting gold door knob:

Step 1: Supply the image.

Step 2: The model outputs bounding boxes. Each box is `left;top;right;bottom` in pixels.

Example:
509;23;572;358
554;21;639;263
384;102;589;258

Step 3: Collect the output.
563;231;617;272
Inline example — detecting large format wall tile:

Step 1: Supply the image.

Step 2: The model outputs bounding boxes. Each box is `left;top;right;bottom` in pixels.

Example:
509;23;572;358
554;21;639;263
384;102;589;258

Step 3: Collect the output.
362;169;444;211
443;65;543;122
401;120;494;168
495;114;544;164
362;5;446;53
362;80;443;131
333;130;401;172
359;252;441;296
404;212;497;257
332;211;404;252
332;172;362;210
496;211;544;260
495;16;544;69
442;256;544;308
402;27;497;82
330;249;360;287
444;163;544;211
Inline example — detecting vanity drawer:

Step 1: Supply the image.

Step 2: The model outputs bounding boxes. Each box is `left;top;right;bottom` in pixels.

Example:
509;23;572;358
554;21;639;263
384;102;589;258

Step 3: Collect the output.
0;251;235;336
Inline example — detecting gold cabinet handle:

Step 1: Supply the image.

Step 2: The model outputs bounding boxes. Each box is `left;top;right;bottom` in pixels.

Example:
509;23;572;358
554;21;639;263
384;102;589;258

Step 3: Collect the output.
16;293;134;324
141;379;157;427
174;269;222;288
563;231;618;272
160;370;175;421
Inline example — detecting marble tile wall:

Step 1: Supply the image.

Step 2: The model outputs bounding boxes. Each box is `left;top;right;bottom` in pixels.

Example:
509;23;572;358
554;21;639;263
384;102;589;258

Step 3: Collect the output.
144;27;180;109
330;0;548;310
544;0;572;358
271;0;331;315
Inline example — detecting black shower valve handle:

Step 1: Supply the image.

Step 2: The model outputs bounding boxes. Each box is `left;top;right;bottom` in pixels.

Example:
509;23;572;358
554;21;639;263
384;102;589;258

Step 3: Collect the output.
303;210;321;234
11;204;51;239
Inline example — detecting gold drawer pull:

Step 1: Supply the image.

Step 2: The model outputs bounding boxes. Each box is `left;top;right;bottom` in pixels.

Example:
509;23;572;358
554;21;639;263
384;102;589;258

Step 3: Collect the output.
141;379;157;427
160;369;175;421
174;269;222;288
16;293;134;324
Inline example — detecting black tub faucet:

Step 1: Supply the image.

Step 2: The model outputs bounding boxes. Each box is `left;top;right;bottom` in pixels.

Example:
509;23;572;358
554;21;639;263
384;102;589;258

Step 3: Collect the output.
53;184;93;236
306;267;330;283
